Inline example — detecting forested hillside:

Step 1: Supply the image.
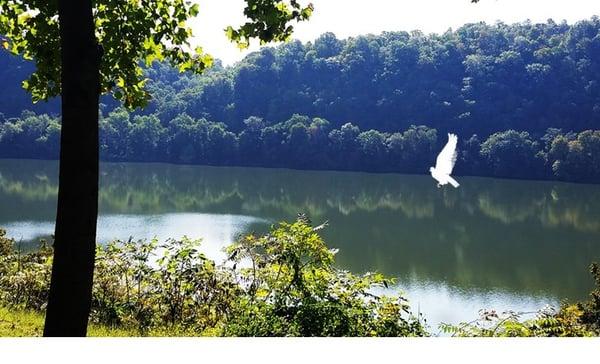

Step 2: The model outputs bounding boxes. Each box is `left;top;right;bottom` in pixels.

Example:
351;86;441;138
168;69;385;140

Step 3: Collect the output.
2;19;600;182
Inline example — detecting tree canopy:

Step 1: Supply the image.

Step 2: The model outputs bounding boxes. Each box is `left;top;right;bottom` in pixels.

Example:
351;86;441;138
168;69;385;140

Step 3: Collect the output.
3;18;600;135
0;0;313;107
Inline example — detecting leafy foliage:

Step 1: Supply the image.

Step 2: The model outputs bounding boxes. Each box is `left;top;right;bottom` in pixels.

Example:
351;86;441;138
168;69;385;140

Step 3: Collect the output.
5;18;600;133
0;220;426;336
3;110;600;182
479;130;543;178
4;221;600;337
577;262;600;330
0;229;52;311
91;236;239;333
137;18;600;135
223;221;426;336
440;262;600;337
226;1;314;49
439;306;597;337
0;228;12;255
3;18;600;181
0;0;313;108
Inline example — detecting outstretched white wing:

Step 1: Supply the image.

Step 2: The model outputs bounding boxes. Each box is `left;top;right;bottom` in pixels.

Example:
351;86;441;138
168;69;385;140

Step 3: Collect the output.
435;133;458;175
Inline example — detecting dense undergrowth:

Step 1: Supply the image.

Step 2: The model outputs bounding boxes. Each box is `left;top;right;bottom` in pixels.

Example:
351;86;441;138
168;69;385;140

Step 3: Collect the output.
1;220;599;337
0;218;425;337
440;262;600;337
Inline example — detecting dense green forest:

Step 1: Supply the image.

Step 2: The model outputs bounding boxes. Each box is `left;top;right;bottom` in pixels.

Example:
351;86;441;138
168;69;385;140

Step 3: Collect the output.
1;19;600;182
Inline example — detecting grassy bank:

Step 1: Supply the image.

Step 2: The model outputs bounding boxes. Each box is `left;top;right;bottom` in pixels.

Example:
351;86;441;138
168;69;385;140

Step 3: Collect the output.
0;306;135;337
0;306;223;337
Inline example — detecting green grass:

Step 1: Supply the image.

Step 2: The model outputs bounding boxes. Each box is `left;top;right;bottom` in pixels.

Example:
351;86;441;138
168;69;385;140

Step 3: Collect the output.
0;306;136;337
0;306;219;337
0;306;43;337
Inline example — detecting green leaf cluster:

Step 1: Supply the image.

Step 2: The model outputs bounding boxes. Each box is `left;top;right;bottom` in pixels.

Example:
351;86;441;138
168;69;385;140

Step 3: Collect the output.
0;219;425;336
0;0;312;109
0;229;52;311
215;219;426;336
440;263;600;337
226;0;313;49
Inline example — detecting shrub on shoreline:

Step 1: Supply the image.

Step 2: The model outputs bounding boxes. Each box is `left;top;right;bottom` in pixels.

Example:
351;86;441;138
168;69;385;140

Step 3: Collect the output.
2;224;599;337
0;221;426;336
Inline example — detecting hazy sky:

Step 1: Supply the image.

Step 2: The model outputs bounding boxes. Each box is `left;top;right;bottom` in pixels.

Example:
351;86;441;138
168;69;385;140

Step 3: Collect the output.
189;0;600;65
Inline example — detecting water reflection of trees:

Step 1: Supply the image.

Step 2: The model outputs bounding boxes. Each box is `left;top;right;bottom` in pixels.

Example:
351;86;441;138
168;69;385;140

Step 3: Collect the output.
1;159;600;298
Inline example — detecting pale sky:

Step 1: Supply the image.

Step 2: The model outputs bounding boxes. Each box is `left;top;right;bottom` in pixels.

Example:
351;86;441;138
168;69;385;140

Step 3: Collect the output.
189;0;600;66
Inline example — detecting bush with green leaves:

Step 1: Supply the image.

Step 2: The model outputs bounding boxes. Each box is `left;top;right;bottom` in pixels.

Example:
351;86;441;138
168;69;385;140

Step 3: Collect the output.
439;306;596;337
91;236;241;334
577;263;600;331
3;221;600;337
0;220;426;336
222;220;426;336
440;263;600;337
0;228;11;256
0;229;52;311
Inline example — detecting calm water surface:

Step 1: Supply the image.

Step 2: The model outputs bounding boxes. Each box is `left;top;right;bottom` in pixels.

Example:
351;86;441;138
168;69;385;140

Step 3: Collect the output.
1;159;600;331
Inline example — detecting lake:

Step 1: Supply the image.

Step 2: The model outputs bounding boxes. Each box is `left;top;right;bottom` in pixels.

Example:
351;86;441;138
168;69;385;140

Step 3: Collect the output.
1;158;600;332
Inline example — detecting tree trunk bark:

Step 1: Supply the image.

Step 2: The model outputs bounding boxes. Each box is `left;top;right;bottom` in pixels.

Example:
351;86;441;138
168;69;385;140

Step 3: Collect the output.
43;0;101;337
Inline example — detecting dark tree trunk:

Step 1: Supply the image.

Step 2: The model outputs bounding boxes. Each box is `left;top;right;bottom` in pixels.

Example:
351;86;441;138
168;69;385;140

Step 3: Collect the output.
43;0;101;337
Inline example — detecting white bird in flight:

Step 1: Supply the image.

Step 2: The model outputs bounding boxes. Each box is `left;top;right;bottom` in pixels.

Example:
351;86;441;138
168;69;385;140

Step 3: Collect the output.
430;133;460;188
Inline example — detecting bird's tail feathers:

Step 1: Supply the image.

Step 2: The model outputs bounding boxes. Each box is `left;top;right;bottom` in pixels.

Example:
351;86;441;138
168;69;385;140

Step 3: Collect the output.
447;176;460;188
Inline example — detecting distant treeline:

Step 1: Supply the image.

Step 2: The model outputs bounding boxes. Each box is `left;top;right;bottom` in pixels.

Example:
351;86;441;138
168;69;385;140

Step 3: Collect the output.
1;110;599;183
3;18;600;135
1;18;600;181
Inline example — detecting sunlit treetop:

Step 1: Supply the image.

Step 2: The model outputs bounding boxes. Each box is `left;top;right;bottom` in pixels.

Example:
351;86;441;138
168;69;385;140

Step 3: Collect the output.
226;0;313;49
0;0;313;108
